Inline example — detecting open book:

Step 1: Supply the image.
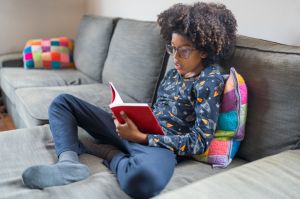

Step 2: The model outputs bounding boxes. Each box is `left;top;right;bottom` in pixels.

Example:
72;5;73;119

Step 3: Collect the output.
109;82;164;135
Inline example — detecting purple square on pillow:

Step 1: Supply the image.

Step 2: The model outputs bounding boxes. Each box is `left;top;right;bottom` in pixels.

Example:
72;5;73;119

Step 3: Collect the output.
42;46;51;52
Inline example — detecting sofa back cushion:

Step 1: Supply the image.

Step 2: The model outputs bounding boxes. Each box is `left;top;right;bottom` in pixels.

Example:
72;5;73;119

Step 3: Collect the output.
225;35;300;161
74;15;115;82
102;19;165;104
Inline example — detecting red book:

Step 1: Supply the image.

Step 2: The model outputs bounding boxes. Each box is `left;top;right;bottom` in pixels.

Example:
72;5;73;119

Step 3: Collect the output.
109;82;164;135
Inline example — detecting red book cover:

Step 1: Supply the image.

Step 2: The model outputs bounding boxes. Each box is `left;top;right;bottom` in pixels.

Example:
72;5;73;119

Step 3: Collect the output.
109;82;164;135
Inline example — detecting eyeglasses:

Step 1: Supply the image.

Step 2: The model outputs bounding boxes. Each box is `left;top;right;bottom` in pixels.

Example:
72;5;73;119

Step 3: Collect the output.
166;44;196;59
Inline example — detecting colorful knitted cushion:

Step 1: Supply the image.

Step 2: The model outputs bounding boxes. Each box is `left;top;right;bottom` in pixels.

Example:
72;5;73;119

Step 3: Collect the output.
23;37;74;69
193;67;247;168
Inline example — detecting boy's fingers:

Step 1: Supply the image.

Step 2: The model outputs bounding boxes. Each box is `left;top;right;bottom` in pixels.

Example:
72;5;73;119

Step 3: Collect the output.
114;119;119;127
121;111;136;126
120;111;130;123
120;111;126;117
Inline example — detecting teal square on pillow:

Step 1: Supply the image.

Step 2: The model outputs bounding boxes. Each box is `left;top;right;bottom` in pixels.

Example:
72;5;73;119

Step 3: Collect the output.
51;41;60;46
52;62;60;68
25;60;34;68
218;111;238;131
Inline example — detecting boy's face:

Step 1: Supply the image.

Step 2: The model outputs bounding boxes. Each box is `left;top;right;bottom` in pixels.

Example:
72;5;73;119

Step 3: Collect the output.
170;33;207;78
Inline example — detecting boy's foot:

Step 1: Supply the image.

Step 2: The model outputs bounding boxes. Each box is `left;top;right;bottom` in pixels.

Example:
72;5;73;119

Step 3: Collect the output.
22;151;91;189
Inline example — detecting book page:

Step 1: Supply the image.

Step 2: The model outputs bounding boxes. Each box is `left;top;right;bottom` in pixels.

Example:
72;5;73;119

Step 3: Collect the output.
109;82;124;105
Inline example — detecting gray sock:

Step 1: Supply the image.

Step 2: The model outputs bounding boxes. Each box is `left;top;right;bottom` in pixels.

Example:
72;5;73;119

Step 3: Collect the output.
22;151;91;189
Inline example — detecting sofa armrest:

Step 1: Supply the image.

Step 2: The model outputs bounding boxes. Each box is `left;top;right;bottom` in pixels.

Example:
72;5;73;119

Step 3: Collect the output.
0;52;23;68
155;150;300;199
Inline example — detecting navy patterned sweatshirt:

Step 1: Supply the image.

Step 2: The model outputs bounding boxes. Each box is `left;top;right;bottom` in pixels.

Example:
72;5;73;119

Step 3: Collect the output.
148;66;224;156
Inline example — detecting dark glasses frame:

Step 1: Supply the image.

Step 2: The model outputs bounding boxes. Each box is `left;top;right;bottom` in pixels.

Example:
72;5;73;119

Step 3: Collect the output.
166;44;196;59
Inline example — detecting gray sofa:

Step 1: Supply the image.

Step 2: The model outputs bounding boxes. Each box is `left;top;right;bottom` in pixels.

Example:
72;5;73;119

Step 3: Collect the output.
0;15;299;199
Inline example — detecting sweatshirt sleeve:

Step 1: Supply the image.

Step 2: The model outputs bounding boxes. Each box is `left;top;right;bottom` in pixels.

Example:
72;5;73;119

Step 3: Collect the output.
147;76;224;156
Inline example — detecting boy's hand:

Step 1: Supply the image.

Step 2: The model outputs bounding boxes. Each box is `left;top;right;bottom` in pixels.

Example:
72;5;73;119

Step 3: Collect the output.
114;111;148;144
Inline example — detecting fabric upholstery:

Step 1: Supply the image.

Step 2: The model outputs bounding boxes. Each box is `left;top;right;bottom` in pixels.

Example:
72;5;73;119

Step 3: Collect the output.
193;67;248;168
14;83;137;127
2;94;27;128
0;52;23;68
102;19;165;104
226;35;300;161
74;15;115;82
0;67;97;104
23;37;74;69
0;125;246;199
154;150;300;199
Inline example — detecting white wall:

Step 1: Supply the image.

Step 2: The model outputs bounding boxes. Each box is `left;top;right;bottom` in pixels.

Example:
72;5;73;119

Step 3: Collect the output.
1;0;299;55
0;0;86;55
86;0;300;46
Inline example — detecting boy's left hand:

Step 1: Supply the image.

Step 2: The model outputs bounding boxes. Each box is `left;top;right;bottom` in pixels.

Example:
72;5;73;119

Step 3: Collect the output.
114;111;148;144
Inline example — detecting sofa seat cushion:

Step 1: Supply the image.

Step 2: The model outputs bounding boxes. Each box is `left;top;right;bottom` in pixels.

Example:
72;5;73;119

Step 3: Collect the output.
163;157;246;193
154;149;300;199
0;125;246;199
14;83;137;127
0;67;97;104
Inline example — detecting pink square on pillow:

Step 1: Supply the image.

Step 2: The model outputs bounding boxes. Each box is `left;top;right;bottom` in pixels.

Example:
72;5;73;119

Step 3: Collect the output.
208;140;229;155
60;53;69;63
60;41;68;47
240;84;248;104
24;53;33;61
42;39;51;47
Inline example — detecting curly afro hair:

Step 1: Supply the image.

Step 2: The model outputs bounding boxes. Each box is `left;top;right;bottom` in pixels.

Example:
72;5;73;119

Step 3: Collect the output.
157;2;237;66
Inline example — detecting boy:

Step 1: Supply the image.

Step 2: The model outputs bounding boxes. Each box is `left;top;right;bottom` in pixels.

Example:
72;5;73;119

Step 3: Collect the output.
22;2;237;199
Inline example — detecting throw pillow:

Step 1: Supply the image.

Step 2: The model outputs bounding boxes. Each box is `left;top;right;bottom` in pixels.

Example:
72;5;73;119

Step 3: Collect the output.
193;67;248;168
23;37;75;69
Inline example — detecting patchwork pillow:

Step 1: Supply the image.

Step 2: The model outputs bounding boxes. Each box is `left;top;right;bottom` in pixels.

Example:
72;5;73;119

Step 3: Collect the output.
23;37;75;69
193;67;248;168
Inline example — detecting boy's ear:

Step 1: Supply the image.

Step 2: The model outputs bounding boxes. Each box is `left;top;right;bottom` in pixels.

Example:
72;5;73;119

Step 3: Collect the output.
200;52;208;59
